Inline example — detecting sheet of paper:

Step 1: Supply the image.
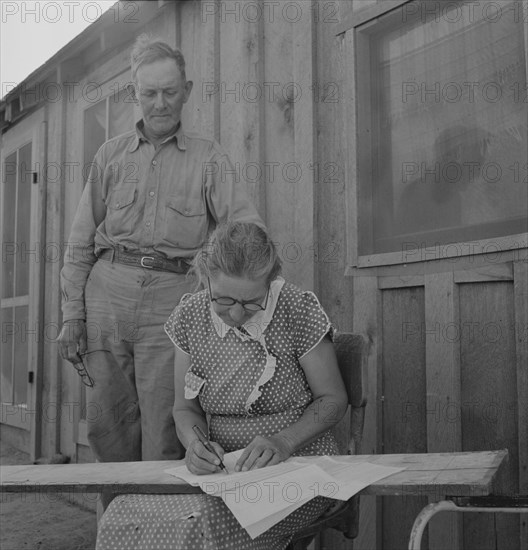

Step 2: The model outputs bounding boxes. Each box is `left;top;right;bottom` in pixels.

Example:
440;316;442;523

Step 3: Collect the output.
164;449;244;485
244;497;311;539
306;456;407;500
165;451;308;494
165;453;407;538
223;464;336;537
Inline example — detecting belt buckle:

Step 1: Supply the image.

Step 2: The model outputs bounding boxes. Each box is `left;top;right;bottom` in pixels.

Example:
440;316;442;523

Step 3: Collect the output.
140;256;155;269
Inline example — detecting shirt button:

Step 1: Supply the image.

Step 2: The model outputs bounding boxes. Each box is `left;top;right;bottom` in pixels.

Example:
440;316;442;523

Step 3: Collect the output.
152;160;157;166
146;222;151;227
149;191;155;197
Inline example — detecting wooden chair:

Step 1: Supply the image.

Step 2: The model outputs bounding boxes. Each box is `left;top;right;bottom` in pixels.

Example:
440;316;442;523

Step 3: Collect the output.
287;332;369;550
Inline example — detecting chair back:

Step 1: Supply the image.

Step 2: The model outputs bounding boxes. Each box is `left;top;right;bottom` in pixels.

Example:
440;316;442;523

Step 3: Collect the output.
333;332;368;455
288;332;369;549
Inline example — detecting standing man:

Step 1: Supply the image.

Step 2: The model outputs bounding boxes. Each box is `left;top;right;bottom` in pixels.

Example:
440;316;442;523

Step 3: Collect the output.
58;35;262;464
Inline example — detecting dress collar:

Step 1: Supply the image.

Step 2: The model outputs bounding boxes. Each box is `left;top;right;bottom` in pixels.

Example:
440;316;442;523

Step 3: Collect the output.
210;277;285;340
128;120;187;152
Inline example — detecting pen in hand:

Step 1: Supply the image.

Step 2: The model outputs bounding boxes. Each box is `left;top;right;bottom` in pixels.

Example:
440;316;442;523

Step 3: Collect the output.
192;425;228;474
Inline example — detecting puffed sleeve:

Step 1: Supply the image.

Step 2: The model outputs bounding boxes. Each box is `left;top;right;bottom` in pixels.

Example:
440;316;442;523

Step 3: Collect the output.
164;293;194;354
292;290;335;359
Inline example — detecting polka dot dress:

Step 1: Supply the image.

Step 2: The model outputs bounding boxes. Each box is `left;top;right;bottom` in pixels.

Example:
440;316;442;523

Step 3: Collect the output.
96;278;339;550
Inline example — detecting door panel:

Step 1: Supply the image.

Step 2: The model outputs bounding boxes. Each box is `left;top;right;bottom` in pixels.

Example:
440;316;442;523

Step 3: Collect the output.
0;110;44;452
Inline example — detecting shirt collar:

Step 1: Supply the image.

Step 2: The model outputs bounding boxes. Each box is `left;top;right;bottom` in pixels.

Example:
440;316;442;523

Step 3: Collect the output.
210;277;285;340
128;120;187;152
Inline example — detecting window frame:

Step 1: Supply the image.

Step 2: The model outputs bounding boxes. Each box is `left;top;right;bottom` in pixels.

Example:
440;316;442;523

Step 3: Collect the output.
73;71;137;446
81;71;138;186
339;0;528;269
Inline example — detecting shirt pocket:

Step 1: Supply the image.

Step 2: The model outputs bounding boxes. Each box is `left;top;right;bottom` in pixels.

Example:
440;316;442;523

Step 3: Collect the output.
164;196;207;249
104;187;137;237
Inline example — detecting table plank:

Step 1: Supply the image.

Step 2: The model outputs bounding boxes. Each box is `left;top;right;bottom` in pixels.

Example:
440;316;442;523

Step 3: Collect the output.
0;450;507;498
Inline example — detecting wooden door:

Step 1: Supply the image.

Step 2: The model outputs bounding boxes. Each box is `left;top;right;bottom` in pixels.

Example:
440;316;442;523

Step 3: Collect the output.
0;109;46;460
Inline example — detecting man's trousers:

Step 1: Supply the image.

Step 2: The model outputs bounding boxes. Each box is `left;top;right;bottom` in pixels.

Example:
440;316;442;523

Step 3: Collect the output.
83;259;194;462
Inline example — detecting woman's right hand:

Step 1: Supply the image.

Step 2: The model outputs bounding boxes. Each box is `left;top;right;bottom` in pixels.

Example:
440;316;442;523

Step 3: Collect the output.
185;439;225;475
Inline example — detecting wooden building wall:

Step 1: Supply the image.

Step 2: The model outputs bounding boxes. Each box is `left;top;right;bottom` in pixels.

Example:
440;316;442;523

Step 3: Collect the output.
324;2;528;550
175;3;528;549
179;0;319;290
1;1;526;548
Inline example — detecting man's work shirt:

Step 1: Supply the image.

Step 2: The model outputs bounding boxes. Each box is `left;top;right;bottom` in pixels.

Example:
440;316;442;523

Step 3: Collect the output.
61;121;263;321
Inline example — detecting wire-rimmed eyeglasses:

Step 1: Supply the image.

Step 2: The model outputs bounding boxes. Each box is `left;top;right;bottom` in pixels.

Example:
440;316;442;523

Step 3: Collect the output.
73;350;102;388
207;278;269;312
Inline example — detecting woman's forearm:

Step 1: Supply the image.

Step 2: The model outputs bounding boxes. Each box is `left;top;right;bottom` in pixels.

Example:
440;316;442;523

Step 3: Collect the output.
173;407;208;449
275;393;347;454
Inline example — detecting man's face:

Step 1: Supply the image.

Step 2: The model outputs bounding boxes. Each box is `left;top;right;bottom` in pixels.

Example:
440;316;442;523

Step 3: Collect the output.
134;58;192;143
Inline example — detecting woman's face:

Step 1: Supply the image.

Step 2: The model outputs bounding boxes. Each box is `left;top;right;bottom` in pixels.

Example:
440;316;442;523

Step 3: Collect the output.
208;273;269;328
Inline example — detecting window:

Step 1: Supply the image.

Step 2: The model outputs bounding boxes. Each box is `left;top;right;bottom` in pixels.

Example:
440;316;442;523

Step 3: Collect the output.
78;85;135;422
83;86;135;179
349;0;527;264
1;144;32;406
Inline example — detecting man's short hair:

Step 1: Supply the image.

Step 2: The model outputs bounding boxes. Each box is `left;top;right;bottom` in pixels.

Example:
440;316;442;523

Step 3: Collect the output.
131;34;187;81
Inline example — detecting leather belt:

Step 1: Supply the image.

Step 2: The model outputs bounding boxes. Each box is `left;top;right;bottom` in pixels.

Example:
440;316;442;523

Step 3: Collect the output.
98;249;190;274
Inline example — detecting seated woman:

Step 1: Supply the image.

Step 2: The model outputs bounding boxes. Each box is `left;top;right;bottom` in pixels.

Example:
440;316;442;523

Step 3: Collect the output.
96;221;348;550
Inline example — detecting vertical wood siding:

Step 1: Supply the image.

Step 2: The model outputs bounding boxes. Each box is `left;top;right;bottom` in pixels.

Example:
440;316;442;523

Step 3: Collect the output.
14;1;525;548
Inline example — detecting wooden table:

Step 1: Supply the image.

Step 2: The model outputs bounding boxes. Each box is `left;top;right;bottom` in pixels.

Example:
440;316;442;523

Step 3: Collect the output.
0;449;510;549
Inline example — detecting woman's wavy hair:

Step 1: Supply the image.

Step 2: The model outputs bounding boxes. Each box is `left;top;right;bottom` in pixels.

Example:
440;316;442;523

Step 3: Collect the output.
192;222;282;287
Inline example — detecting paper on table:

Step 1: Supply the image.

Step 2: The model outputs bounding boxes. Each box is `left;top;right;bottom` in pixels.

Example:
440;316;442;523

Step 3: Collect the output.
231;457;406;538
165;453;406;539
165;450;309;493
224;463;337;538
295;456;406;500
164;449;244;486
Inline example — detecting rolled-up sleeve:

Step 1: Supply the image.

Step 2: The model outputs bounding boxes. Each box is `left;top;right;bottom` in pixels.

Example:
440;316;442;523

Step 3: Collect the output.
204;145;264;229
60;149;107;321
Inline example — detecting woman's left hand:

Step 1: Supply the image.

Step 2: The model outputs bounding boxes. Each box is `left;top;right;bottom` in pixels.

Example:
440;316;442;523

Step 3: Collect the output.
235;434;293;472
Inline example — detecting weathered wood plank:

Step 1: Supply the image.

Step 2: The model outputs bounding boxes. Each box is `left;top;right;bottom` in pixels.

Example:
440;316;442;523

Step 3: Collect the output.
315;9;354;336
517;9;528;547
460;281;521;550
180;0;216;139
343;28;359;270
1;450;508;496
513;261;528;550
216;1;263;216
382;287;428;550
424;271;462;550
291;4;317;291
353;275;380;550
453;264;514;284
30;118;47;463
378;275;424;289
336;0;410;35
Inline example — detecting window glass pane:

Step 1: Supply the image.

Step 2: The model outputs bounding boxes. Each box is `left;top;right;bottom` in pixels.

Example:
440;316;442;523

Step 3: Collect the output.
14;305;28;405
362;0;527;255
83;99;106;181
16;142;32;296
1;307;14;403
2;152;17;299
109;87;135;138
